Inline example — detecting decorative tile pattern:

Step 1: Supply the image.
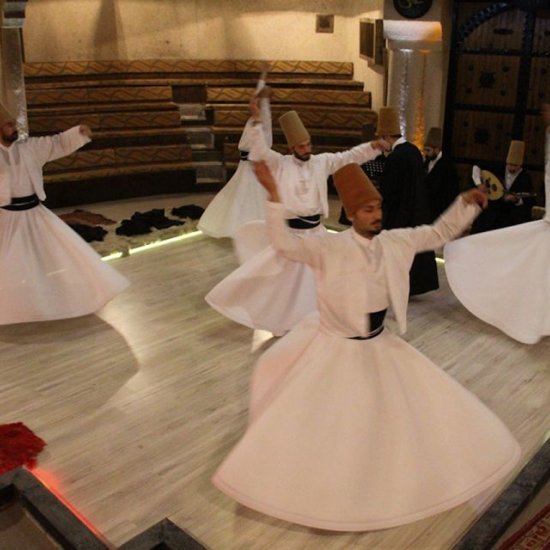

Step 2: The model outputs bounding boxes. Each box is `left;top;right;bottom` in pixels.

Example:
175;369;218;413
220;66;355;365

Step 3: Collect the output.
207;87;371;106
24;59;353;78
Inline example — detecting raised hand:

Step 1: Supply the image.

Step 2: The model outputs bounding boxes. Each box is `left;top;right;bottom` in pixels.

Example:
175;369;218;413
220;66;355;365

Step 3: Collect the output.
79;124;92;138
461;188;488;209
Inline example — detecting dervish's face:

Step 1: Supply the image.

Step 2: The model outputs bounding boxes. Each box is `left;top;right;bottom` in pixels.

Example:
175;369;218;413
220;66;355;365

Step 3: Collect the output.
0;121;18;146
423;146;439;161
292;140;312;161
506;163;521;175
351;199;383;238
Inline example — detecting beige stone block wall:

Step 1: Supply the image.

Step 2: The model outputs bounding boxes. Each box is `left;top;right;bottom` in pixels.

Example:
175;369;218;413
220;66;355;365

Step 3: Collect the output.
22;0;390;109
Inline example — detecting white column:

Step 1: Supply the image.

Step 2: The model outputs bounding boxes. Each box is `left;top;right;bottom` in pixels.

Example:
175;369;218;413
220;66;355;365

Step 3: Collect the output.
1;1;28;138
384;20;442;148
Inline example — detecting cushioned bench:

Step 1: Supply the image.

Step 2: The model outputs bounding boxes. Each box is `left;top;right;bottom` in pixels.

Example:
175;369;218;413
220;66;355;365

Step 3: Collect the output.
23;59;374;203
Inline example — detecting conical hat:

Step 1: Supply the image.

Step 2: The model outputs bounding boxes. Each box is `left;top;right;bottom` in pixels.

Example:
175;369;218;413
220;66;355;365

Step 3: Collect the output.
506;140;524;165
333;163;381;218
279;110;310;148
424;127;442;148
376;106;400;137
0;101;15;124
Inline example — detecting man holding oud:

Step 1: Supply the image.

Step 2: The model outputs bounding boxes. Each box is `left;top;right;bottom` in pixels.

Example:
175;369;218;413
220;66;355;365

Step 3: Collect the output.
471;139;536;233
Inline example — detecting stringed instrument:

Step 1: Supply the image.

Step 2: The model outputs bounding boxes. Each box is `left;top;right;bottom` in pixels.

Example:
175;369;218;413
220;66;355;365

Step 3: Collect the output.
479;170;537;201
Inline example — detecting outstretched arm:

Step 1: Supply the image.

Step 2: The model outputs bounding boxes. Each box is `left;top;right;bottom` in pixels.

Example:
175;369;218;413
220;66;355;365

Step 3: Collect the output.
323;138;390;175
30;124;92;165
397;188;488;252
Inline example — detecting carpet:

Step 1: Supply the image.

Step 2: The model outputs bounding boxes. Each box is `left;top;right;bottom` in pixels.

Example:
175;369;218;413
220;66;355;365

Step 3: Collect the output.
498;504;550;550
58;207;203;258
91;216;200;257
0;423;46;475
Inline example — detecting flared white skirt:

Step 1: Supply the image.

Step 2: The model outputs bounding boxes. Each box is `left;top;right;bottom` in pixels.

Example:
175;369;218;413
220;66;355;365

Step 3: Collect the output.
213;314;521;531
205;225;322;335
444;220;550;344
0;205;129;324
198;161;267;238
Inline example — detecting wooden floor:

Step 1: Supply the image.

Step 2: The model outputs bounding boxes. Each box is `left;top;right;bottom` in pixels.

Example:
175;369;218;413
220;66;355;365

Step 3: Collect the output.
1;194;549;549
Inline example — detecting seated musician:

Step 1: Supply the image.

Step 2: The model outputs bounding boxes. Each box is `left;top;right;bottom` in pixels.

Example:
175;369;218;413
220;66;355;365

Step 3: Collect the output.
471;139;536;233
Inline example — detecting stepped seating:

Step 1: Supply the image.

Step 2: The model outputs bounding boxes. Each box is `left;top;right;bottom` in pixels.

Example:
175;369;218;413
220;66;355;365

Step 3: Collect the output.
23;59;374;204
205;75;375;165
43;145;193;183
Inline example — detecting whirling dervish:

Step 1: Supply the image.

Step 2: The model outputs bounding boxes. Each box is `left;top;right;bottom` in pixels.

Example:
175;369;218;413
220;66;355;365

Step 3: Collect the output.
0;102;128;325
197;69;272;238
444;104;550;344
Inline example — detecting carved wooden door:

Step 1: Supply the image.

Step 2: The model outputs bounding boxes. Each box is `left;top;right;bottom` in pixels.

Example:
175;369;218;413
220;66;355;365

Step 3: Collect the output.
445;1;549;198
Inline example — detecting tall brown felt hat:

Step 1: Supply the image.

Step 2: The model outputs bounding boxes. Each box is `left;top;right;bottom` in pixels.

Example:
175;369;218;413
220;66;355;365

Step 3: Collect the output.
376;106;400;137
279;110;310;148
0;101;15;124
424;127;442;148
334;163;381;218
506;140;524;165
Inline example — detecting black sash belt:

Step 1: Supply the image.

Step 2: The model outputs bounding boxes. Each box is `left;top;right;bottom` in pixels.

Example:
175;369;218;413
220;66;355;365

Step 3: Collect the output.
286;214;321;229
2;194;40;211
348;309;387;340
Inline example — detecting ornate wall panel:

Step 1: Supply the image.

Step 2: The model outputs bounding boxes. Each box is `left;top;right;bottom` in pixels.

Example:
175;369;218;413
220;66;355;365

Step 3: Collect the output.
528;57;549;108
461;10;525;50
532;12;550;54
445;2;549;179
455;54;519;107
523;114;547;166
456;3;495;27
452;110;514;162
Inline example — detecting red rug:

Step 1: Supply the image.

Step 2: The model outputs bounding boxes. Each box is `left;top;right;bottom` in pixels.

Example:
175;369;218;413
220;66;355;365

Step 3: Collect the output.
0;423;46;475
499;503;550;549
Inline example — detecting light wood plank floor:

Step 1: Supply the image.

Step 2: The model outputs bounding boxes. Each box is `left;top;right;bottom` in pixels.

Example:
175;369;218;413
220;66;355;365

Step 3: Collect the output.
1;194;549;549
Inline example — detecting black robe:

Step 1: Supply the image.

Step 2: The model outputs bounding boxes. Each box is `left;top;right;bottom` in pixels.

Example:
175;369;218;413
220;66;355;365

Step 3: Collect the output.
424;155;460;222
471;168;534;234
380;141;438;296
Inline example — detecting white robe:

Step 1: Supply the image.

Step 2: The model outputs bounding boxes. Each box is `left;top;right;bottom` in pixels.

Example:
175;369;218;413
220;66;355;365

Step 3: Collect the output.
444;127;550;344
0;127;128;324
205;136;381;334
212;198;521;531
197;94;272;238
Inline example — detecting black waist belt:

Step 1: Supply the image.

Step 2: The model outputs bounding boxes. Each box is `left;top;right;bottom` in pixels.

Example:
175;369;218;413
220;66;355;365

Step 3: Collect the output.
286;214;321;229
348;309;387;340
239;151;249;161
2;194;40;211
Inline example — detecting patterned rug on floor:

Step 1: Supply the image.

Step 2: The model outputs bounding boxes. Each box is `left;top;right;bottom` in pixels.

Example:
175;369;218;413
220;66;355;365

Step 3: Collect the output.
91;217;201;257
58;207;204;257
498;503;550;550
